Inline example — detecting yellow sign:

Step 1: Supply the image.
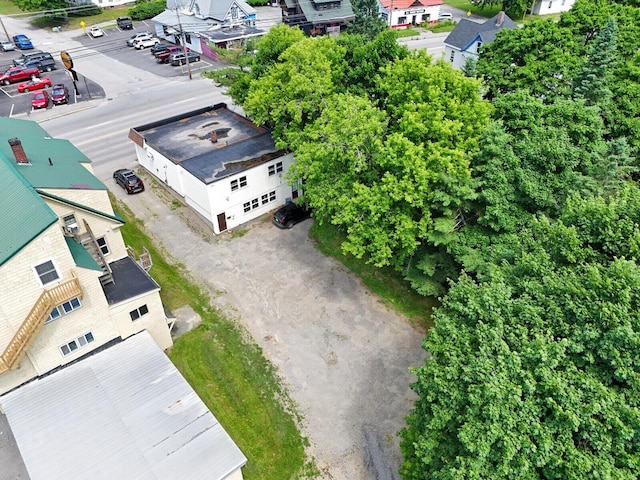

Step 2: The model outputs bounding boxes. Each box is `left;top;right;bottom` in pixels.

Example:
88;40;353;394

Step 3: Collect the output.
80;21;86;29
60;51;73;69
467;10;471;16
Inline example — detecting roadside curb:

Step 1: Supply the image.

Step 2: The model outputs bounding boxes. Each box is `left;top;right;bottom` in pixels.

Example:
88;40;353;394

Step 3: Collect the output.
13;100;100;123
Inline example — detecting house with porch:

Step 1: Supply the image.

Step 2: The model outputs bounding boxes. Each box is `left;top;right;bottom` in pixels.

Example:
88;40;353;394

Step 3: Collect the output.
377;0;442;29
152;0;265;57
443;11;517;69
280;0;354;36
129;103;299;234
0;117;247;480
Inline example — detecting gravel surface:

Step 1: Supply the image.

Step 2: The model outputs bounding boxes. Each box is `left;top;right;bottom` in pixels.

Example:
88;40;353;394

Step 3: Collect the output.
121;182;427;479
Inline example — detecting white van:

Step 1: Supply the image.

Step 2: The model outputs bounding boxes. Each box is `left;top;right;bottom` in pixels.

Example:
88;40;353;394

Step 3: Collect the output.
438;12;454;21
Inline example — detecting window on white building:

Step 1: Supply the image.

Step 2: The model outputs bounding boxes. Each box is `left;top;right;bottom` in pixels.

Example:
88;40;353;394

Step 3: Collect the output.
245;191;277;214
46;296;83;323
268;161;283;176
231;176;248;191
60;332;94;356
35;260;59;286
130;304;149;321
96;236;109;256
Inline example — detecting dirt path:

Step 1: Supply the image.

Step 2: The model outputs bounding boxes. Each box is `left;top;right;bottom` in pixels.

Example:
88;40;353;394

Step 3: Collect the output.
126;184;428;479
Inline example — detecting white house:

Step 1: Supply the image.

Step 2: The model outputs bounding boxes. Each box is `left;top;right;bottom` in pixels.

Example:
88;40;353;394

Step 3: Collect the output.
443;11;517;70
129;104;300;234
377;0;442;29
152;0;264;56
531;0;575;15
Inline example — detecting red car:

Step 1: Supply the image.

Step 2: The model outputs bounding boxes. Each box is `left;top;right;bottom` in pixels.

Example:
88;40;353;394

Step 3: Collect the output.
18;77;51;93
31;90;49;109
51;84;69;105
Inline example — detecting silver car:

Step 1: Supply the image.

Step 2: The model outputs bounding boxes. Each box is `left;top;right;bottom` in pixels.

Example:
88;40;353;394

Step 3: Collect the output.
0;39;15;52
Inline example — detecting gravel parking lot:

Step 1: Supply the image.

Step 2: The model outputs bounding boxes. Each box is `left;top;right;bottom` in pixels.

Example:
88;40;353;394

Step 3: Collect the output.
117;181;428;479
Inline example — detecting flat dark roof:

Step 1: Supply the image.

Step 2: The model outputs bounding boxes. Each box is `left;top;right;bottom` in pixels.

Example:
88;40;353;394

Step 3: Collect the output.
102;256;160;305
131;104;284;185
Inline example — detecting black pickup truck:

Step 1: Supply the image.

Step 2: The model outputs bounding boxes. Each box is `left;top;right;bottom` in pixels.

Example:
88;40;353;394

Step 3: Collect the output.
13;51;56;73
117;16;133;30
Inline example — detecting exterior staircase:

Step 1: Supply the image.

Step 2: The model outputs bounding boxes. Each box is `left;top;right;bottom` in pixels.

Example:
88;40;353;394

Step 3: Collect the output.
0;275;83;374
77;219;114;285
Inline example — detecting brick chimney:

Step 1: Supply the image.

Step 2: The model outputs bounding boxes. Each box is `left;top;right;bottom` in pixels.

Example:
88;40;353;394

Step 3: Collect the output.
8;138;29;164
496;11;505;27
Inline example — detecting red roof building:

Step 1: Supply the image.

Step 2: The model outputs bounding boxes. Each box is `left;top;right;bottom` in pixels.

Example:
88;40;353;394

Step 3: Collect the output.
378;0;443;28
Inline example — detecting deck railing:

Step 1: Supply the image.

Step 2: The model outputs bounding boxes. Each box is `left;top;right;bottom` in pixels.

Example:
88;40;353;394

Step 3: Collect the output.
0;275;83;374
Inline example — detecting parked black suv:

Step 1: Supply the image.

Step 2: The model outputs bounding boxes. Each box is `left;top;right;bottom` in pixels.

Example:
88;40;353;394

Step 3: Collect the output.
273;202;311;229
117;16;133;30
113;169;144;194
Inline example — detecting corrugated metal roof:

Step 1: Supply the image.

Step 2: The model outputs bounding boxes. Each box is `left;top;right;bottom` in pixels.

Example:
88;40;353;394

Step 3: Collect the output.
0;331;247;480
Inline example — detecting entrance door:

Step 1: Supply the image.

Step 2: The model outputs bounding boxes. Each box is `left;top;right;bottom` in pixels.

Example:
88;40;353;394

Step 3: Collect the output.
217;213;227;232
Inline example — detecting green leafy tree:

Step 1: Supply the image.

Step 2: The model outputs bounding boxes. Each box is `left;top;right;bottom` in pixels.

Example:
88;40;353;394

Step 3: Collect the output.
338;30;409;99
244;36;346;143
288;54;491;269
572;17;618;107
14;0;67;11
348;0;388;40
477;19;581;101
250;24;306;79
401;188;640;478
466;0;527;18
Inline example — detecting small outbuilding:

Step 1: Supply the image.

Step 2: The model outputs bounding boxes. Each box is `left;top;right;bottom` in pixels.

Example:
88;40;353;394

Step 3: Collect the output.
129;104;300;234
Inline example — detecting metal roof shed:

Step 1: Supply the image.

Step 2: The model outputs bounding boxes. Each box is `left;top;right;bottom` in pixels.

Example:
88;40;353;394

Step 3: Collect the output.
0;331;247;480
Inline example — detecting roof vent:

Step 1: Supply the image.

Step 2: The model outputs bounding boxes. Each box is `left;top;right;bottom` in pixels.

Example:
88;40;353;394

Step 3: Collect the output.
8;138;29;165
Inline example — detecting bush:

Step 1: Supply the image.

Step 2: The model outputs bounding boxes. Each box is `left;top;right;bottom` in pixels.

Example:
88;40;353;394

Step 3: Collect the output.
129;0;165;20
68;3;102;16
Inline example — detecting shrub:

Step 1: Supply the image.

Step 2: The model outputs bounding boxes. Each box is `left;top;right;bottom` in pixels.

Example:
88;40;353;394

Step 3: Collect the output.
129;0;165;20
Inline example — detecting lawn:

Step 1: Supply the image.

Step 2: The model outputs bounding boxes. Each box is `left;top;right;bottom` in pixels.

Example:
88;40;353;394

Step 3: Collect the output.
444;0;501;18
113;196;315;480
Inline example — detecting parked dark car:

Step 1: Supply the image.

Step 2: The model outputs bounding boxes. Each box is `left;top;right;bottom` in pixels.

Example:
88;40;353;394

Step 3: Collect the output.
150;43;172;55
116;16;133;30
51;84;69;105
155;45;182;63
272;202;311;229
169;51;200;66
14;51;56;73
113;169;144;194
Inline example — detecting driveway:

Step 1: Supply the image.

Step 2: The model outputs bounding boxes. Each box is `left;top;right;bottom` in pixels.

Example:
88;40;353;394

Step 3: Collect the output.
118;180;427;479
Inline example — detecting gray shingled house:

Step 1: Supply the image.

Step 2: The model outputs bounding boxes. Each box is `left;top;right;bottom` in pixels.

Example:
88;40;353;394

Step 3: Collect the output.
443;11;517;70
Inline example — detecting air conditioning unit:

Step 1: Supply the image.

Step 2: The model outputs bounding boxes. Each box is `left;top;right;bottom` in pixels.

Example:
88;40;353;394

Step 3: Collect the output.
66;223;79;234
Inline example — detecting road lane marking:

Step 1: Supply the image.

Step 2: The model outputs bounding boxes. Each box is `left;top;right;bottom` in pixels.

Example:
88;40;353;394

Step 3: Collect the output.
85;120;114;129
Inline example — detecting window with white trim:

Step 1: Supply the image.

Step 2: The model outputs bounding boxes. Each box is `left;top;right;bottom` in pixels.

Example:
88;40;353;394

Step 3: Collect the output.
46;296;82;323
35;260;59;286
230;176;247;191
60;332;94;356
130;304;149;321
244;191;277;213
268;162;283;176
96;237;109;256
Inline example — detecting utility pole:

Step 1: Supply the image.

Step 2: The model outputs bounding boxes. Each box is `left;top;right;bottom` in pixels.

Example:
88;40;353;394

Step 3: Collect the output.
0;15;10;41
175;5;192;80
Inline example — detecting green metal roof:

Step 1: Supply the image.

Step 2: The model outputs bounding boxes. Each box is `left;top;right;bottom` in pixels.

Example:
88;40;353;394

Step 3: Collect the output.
0;117;106;191
64;236;103;272
0;153;57;266
38;191;125;224
0;117;111;267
